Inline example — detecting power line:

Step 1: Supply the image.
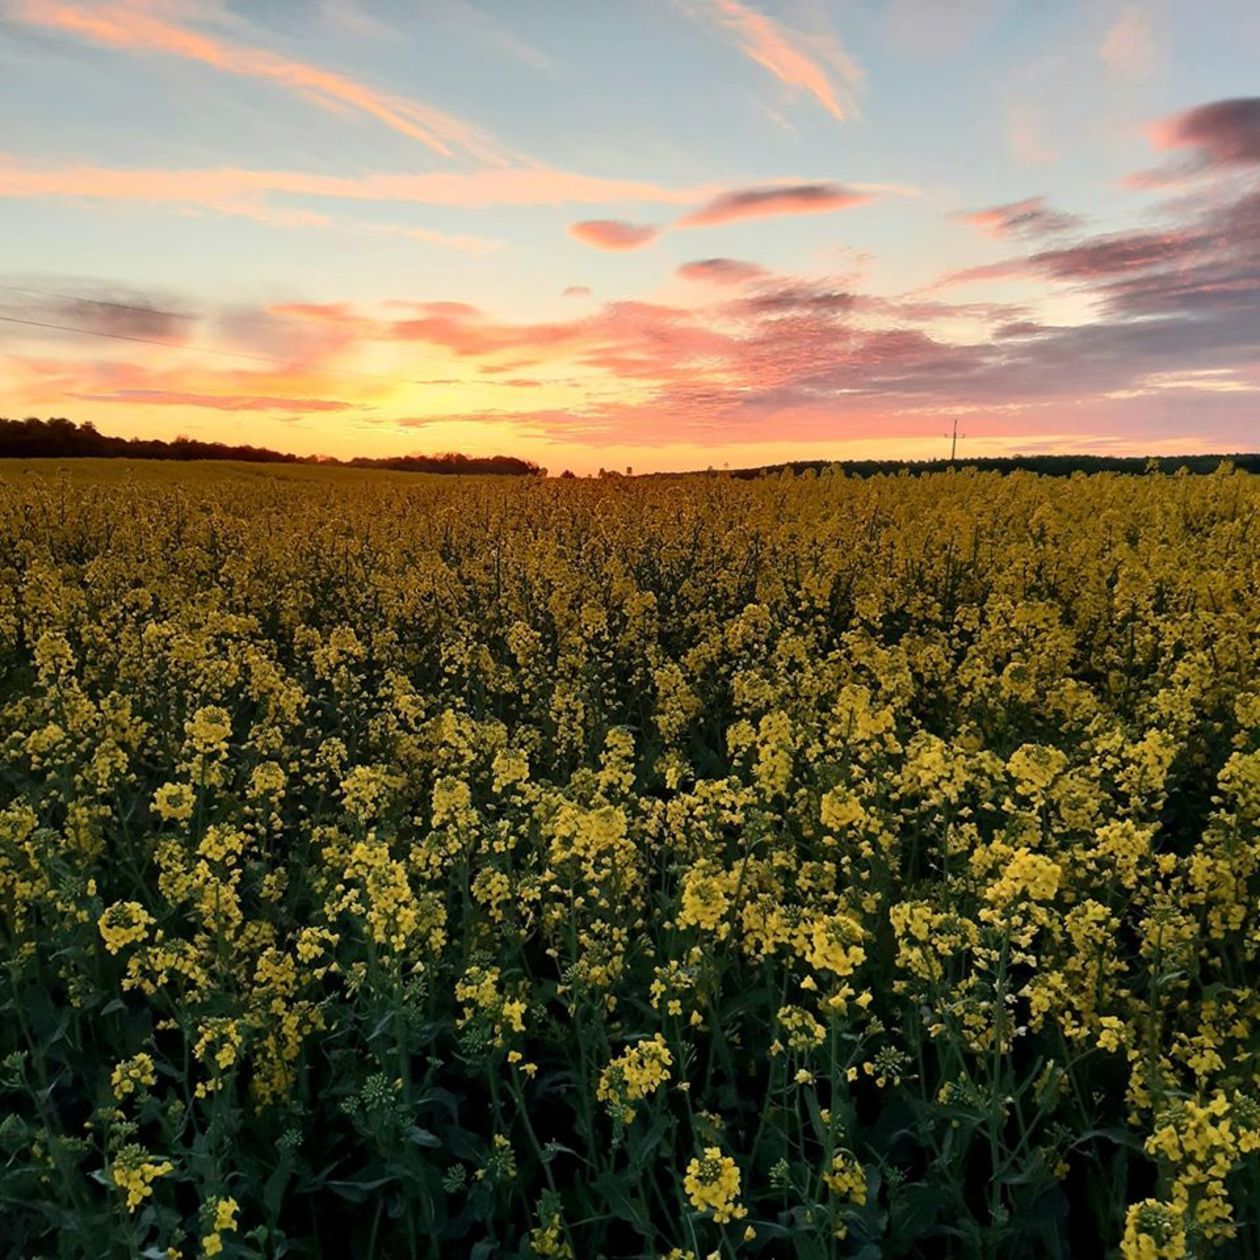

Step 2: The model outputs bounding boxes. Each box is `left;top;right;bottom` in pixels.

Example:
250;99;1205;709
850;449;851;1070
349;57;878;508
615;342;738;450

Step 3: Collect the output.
0;312;439;390
0;283;193;322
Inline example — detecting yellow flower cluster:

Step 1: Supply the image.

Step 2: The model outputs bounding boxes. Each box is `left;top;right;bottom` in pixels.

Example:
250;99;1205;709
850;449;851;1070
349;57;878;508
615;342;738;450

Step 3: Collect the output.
111;1144;174;1212
110;1052;157;1099
824;1151;867;1204
684;1148;747;1223
597;1034;673;1122
98;901;152;954
2;460;1259;1256
201;1195;239;1256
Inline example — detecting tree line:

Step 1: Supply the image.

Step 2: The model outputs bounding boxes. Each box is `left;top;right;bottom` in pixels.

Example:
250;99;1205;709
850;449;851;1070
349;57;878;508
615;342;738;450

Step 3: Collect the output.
0;416;545;476
724;452;1260;479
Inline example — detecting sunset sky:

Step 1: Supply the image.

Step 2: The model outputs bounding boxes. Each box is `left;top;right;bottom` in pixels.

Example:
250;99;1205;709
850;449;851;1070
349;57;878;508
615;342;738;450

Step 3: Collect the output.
1;0;1258;473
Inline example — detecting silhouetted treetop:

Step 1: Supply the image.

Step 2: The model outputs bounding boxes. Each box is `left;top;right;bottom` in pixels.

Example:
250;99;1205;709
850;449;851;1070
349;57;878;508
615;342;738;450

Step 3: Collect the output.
0;417;543;476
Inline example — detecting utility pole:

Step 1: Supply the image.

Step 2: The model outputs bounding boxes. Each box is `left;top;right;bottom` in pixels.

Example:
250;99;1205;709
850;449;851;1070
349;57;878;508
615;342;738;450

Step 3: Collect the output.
945;416;965;465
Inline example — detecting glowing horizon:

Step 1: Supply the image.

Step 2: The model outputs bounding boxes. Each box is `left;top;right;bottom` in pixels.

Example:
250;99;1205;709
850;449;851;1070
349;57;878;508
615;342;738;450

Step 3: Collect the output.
2;0;1258;475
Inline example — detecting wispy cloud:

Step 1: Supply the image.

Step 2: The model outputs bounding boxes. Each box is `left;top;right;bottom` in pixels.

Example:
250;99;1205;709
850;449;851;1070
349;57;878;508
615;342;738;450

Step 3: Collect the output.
879;0;1004;59
0;154;716;253
428;0;554;71
676;258;769;284
9;0;513;161
678;182;871;226
679;0;862;120
568;182;874;251
1006;102;1059;164
959;197;1082;239
0;155;704;210
1099;4;1158;80
69;387;355;411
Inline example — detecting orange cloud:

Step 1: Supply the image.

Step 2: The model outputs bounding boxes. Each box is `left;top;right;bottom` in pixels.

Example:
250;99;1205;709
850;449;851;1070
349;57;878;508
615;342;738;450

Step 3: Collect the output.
686;0;861;121
930;259;1033;288
568;220;660;250
69;388;355;411
11;0;510;161
0;155;703;212
677;183;870;227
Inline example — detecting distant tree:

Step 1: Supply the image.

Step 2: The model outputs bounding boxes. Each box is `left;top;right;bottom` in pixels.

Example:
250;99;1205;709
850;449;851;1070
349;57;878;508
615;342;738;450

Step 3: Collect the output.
0;417;546;474
559;469;577;479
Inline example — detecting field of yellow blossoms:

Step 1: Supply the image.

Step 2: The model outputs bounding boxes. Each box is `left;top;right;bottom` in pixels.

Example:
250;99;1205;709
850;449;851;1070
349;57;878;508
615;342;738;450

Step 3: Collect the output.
1;458;1258;1259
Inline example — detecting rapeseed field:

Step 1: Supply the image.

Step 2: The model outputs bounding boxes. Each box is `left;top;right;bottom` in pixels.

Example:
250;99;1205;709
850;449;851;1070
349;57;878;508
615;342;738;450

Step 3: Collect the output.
1;461;1258;1258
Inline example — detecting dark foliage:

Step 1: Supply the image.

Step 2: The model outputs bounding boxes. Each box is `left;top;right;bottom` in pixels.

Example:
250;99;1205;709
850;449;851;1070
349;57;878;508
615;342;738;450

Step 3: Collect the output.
0;416;543;476
723;452;1260;479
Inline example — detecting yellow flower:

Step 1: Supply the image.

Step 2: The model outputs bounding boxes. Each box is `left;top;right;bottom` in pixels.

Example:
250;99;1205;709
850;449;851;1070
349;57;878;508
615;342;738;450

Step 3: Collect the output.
1120;1200;1186;1259
825;1152;867;1204
213;1196;239;1232
111;1144;173;1212
676;863;738;936
152;781;195;822
597;1035;673;1122
98;901;153;954
683;1148;747;1224
185;705;232;756
984;849;1061;906
110;1052;157;1099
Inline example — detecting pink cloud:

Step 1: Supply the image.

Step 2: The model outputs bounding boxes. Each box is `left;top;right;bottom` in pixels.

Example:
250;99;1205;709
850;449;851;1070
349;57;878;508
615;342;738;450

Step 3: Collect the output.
1029;230;1202;280
568;220;661;251
393;300;486;319
1149;98;1260;168
960;197;1081;239
684;0;861;121
1128;98;1260;187
568;183;873;252
933;227;1198;290
677;183;871;228
932;259;1033;289
676;258;769;285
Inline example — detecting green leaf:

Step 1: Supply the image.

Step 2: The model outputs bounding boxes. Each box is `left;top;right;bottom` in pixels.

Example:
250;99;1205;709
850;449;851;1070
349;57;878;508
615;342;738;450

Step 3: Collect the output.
323;1176;395;1203
594;1170;650;1233
263;1161;292;1219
